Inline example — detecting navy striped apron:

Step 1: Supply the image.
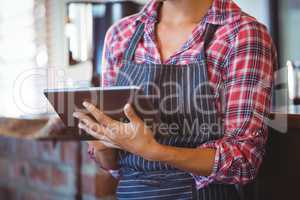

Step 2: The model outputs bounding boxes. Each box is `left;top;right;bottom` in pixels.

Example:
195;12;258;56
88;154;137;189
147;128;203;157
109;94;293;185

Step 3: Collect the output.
114;22;240;200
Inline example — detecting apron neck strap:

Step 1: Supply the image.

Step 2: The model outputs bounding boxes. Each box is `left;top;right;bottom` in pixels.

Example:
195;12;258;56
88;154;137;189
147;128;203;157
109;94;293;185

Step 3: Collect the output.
123;23;145;61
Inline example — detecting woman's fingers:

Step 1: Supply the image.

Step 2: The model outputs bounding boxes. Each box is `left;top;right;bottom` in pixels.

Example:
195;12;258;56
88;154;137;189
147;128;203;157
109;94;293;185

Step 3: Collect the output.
124;104;142;124
74;111;120;141
73;112;95;125
82;101;115;127
73;112;103;133
101;141;121;149
78;122;108;140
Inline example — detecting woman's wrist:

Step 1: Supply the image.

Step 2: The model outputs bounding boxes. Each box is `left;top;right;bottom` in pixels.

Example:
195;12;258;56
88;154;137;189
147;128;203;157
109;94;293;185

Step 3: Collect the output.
142;142;166;161
94;147;113;153
94;148;119;170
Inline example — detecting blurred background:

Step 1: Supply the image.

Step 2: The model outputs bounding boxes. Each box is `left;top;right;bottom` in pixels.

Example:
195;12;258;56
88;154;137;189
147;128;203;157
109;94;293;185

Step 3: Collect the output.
0;0;299;199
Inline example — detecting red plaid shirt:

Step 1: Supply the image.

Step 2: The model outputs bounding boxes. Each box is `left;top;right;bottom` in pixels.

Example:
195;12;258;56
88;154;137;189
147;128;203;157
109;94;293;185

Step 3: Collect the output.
93;0;277;189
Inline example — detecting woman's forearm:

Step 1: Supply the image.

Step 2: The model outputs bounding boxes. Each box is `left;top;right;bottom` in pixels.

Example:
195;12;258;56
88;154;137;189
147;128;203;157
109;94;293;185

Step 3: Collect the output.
145;144;216;176
94;149;119;170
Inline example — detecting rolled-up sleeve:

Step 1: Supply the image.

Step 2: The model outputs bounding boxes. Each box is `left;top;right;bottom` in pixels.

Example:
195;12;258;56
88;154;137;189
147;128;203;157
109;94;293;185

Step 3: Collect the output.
193;22;277;189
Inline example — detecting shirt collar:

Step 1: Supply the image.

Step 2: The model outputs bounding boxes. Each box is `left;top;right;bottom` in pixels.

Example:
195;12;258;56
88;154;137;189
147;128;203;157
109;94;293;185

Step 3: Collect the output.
136;0;242;25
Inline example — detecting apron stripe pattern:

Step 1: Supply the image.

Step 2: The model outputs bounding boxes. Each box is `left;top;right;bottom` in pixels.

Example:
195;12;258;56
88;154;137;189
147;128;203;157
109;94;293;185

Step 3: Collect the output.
114;22;240;200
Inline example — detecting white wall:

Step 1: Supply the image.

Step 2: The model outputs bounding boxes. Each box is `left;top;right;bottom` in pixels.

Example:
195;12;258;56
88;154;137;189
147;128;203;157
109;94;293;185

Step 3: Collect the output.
234;0;270;29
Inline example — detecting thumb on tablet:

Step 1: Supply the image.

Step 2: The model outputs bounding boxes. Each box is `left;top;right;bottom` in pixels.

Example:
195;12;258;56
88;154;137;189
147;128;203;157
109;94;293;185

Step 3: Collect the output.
124;104;141;123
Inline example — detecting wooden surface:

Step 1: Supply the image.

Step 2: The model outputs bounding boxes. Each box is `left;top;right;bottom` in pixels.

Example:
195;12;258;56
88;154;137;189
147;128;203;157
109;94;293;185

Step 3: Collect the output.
0;117;65;140
0;116;97;140
269;105;300;129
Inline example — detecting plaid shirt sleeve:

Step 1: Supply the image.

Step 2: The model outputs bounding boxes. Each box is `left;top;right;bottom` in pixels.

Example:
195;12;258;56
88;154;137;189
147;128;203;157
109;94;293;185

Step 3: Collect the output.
194;22;276;188
101;26;119;87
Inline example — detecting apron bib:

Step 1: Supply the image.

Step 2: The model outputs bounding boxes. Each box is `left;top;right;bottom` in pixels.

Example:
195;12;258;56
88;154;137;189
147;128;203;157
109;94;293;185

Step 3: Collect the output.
113;22;240;200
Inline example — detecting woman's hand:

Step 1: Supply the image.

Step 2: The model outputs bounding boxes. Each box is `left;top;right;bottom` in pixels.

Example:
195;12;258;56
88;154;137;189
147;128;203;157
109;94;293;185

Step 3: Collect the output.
87;141;111;152
86;140;120;171
80;127;121;149
73;102;160;160
74;102;216;176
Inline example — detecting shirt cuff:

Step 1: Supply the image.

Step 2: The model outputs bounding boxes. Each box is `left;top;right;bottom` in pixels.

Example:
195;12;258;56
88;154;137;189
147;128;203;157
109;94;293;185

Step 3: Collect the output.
191;140;234;189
